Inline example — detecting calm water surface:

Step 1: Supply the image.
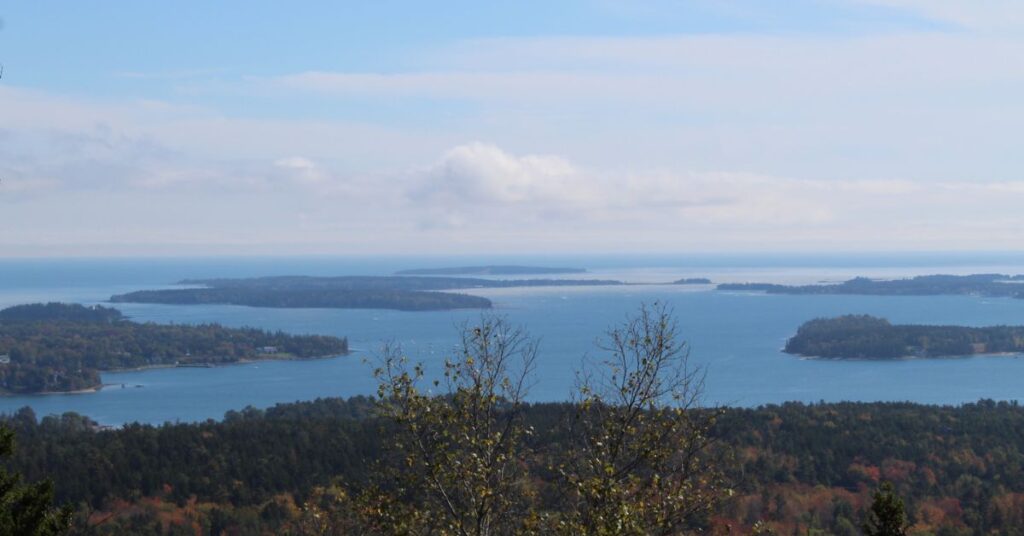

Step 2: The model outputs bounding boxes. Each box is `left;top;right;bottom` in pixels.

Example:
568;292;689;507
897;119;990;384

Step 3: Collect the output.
2;255;1024;425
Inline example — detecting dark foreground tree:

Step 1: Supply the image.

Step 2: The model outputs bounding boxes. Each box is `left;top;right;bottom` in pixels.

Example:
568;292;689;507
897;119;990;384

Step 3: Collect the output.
0;425;72;535
863;482;907;536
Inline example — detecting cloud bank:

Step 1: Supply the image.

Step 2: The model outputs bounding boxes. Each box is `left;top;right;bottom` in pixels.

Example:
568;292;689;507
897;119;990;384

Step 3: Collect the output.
5;1;1024;255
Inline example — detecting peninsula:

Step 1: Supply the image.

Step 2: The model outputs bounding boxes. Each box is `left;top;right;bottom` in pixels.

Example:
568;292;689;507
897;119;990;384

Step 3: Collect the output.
111;275;624;311
718;274;1024;298
0;303;349;394
784;314;1024;359
395;265;586;276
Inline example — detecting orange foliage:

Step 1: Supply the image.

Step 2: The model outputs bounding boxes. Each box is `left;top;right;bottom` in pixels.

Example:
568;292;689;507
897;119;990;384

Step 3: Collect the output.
989;492;1024;528
881;458;916;483
848;462;881;483
920;466;938;486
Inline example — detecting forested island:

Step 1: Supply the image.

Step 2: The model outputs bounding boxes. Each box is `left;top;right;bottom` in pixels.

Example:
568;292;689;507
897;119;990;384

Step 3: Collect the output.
785;314;1024;359
111;288;492;311
176;275;620;291
673;277;712;284
395;265;586;275
718;273;1024;298
112;275;623;311
0;303;349;394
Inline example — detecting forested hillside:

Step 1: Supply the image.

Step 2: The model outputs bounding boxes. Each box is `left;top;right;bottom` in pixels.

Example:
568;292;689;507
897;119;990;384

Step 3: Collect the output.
11;398;1024;534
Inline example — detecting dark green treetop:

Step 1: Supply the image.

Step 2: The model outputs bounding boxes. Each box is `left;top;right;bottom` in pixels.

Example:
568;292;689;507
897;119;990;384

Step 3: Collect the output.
863;481;907;536
0;425;71;535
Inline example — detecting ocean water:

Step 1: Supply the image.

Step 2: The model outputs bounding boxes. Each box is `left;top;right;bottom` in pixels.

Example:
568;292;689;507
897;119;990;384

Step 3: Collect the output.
2;254;1024;425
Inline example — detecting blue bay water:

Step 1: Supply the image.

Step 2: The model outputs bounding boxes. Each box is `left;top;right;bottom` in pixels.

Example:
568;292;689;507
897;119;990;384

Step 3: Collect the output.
2;254;1024;425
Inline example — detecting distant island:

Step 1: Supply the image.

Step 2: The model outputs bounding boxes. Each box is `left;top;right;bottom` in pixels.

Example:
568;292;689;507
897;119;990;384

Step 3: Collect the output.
718;274;1024;298
784;314;1024;359
112;288;492;311
0;303;349;394
673;278;712;285
395;265;586;276
112;275;624;311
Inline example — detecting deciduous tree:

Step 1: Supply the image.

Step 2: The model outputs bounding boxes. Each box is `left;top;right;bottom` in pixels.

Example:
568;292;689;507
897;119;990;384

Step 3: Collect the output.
369;316;539;535
555;302;727;535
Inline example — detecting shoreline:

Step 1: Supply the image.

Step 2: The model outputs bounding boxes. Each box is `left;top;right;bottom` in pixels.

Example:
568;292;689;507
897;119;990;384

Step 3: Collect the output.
791;351;1023;361
38;385;105;396
0;352;349;397
1;384;106;397
104;351;349;373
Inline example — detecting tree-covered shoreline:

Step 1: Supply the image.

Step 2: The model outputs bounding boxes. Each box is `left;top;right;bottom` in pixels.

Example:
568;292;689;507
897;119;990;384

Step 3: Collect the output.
0;303;349;394
784;314;1024;359
718;273;1024;298
111;287;493;311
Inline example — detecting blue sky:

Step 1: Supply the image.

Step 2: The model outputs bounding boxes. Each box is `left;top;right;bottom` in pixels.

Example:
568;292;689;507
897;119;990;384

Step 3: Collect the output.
2;1;1024;256
3;2;942;108
3;3;936;65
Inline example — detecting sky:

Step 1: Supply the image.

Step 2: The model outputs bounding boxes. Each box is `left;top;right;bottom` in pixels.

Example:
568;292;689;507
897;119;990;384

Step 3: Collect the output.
2;1;1024;256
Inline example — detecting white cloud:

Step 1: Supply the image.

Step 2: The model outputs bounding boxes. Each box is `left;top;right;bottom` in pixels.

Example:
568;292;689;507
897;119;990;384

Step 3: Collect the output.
402;143;1024;250
0;177;60;194
4;137;1024;254
252;30;1024;184
271;71;649;103
281;33;1024;104
275;157;327;185
853;1;1024;31
416;142;589;205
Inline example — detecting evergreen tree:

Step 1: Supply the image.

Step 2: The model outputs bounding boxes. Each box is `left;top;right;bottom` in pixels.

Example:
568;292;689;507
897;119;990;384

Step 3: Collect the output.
0;425;72;535
863;482;907;536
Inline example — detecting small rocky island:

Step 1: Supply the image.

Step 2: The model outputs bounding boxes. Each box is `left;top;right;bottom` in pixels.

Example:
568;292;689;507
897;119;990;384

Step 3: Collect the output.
784;315;1024;359
112;275;623;311
0;303;349;394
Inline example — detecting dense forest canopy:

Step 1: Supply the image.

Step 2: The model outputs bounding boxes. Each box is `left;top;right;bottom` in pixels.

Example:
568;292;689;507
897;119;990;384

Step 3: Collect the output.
0;303;124;324
11;397;1024;534
719;274;1024;298
0;303;348;394
784;314;1024;359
